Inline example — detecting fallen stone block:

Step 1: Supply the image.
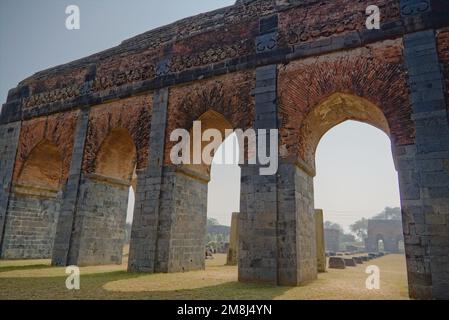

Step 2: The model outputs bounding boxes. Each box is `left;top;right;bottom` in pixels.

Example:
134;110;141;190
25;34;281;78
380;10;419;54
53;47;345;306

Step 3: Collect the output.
344;258;357;267
328;257;346;269
353;257;363;264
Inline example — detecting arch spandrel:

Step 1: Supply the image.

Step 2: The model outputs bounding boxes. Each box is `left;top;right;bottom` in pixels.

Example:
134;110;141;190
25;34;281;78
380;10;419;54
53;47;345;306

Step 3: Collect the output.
278;40;415;170
165;71;255;167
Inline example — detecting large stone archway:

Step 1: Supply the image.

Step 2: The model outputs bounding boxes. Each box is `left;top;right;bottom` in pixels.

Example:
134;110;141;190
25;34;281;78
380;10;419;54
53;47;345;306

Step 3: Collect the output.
0;0;448;299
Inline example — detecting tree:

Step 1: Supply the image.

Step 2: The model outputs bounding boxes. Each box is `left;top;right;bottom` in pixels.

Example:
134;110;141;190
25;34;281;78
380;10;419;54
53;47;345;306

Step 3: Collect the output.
207;218;220;226
350;218;369;241
373;207;401;220
324;221;343;232
341;233;356;243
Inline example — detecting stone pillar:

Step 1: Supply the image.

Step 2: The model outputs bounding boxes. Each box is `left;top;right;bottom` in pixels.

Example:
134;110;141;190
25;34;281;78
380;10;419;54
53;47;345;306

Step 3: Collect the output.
238;65;280;284
128;88;207;273
158;167;208;272
324;228;340;253
0;121;21;257
315;209;326;273
52;108;89;266
64;174;130;266
1;189;61;259
238;64;317;285
128;88;169;272
226;212;239;266
277;161;317;284
399;29;449;299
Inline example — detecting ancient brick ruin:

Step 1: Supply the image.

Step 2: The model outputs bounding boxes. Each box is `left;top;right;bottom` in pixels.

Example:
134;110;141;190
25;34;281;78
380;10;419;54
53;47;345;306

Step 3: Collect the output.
366;219;404;253
0;0;448;299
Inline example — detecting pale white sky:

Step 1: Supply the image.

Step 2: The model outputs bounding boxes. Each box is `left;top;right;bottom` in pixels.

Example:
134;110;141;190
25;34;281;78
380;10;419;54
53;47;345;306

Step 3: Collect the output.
1;1;401;232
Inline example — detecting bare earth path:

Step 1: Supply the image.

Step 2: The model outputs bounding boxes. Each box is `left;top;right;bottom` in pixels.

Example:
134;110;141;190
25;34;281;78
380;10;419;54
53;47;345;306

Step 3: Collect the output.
0;254;409;300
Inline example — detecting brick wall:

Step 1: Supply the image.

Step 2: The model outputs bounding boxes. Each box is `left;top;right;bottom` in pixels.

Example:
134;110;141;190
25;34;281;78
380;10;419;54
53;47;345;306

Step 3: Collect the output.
278;39;414;165
12;112;78;186
436;27;449;113
83;94;152;173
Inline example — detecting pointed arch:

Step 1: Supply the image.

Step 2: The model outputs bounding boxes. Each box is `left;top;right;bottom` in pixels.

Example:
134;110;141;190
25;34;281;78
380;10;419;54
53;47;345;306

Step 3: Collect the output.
93;128;137;184
298;92;391;172
183;109;234;179
17;139;63;191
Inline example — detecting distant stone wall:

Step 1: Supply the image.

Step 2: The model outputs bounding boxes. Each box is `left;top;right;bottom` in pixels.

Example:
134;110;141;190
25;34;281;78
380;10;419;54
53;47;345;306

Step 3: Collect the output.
1;192;60;259
315;209;326;273
324;229;340;253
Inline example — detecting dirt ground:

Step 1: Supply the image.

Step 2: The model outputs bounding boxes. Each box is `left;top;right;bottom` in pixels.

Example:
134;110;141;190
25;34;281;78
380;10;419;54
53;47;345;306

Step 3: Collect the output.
0;252;409;300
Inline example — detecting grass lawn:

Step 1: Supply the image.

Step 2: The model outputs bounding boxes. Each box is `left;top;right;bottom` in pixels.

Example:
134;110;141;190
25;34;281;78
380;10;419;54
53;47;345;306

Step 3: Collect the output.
0;253;409;300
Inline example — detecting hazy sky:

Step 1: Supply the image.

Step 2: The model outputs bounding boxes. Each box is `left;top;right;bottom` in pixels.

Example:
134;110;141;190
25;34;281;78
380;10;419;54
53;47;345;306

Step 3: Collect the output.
1;1;401;232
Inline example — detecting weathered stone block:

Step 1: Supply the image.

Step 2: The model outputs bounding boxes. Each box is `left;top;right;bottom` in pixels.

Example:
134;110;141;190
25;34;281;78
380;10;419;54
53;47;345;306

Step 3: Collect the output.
328;257;346;269
344;258;357;267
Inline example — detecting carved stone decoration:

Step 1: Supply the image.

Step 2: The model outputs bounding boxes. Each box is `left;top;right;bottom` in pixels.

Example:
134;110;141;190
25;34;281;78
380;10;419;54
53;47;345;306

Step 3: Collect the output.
400;0;431;16
92;65;156;92
156;58;171;77
280;0;400;46
256;32;278;53
169;43;249;73
23;85;80;109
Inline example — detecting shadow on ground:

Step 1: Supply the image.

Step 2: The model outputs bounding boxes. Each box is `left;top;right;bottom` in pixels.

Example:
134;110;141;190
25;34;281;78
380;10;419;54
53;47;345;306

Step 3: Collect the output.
0;269;289;300
0;264;53;273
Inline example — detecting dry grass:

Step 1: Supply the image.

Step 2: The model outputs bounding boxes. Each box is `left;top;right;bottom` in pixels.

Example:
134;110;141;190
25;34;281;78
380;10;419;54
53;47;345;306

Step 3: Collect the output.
0;253;409;300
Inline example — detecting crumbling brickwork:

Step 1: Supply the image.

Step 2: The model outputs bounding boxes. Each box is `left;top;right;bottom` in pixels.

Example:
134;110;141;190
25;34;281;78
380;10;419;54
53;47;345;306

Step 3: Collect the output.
278;39;414;168
12;111;78;186
83;94;152;173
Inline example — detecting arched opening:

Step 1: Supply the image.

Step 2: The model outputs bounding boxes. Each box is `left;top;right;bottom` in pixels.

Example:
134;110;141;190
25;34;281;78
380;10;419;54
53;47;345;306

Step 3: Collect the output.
124;181;136;264
207;133;241;266
1;140;63;259
76;128;137;266
184;110;234;179
172;109;241;270
377;236;385;252
299;93;390;171
306;93;406;283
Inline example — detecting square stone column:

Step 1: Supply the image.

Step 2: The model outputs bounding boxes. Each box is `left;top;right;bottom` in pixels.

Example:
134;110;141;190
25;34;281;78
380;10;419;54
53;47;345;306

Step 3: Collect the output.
400;29;449;300
0;121;21;256
226;212;239;266
315;209;326;273
128;88;208;273
52;108;90;266
238;64;317;285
